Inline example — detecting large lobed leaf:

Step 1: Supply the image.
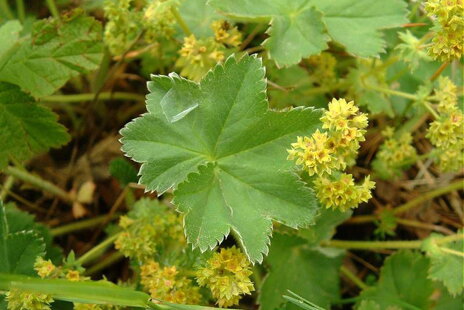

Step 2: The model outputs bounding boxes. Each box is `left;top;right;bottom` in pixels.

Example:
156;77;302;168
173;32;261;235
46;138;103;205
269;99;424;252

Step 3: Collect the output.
0;13;103;98
0;82;70;169
210;0;408;66
121;55;321;262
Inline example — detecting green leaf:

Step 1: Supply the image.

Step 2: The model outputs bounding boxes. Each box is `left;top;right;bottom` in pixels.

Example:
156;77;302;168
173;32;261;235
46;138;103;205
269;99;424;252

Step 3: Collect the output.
109;158;138;187
297;208;352;246
210;0;408;66
435;289;463;310
422;234;464;296
0;202;46;276
0;20;22;67
121;55;321;262
179;0;223;38
310;0;408;57
0;82;70;169
357;251;434;310
259;233;343;309
0;13;103;98
210;0;328;67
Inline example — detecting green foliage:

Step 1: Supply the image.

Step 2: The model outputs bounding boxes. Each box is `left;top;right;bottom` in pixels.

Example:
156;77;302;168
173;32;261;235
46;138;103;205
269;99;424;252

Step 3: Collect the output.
0;83;69;169
210;0;408;66
422;234;464;296
357;251;434;310
108;158;138;187
0;202;46;276
259;233;343;309
0;13;103;98
121;55;321;262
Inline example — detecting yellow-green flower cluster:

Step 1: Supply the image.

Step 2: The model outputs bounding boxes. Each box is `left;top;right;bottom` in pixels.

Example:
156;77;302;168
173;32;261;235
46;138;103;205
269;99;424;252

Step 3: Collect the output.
314;174;375;212
6;288;53;310
115;201;185;263
376;127;417;174
211;20;242;47
196;246;254;308
426;77;464;172
143;0;178;42
103;0;141;55
288;98;374;211
306;52;337;85
176;21;242;81
74;303;121;310
34;257;88;281
425;0;464;61
140;260;201;304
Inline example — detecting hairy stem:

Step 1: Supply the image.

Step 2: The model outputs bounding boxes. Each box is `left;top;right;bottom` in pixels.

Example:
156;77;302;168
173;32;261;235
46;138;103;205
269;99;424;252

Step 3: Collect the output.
340;266;368;290
45;0;60;21
51;214;120;237
76;234;120;266
170;6;191;36
43;92;145;103
347;179;464;224
15;0;25;22
322;233;463;250
3;166;73;203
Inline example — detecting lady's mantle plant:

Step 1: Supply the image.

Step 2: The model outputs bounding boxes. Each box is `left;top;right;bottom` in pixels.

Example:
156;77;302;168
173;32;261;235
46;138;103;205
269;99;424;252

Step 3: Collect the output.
121;54;322;262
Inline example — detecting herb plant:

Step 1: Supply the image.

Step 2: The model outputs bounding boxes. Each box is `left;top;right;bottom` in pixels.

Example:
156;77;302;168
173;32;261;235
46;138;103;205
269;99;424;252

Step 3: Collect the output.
0;0;463;310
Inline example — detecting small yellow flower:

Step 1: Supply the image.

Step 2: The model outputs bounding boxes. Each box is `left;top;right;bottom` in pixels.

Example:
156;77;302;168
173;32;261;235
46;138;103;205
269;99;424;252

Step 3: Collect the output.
196;246;254;308
314;174;375;212
34;257;57;279
211;20;242;47
140;260;201;304
288;131;343;176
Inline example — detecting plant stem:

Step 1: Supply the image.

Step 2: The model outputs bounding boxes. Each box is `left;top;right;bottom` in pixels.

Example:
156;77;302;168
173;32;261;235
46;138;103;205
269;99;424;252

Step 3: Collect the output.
239;24;265;51
322;233;463;250
365;83;418;100
85;251;125;275
340;266;368;290
76;234;120;266
0;0;14;19
170;6;191;36
347;179;464;224
42;92;145;103
3;166;73;203
439;246;464;257
51;214;120;237
393;179;464;215
0;176;14;201
430;62;448;81
45;0;60;21
15;0;25;22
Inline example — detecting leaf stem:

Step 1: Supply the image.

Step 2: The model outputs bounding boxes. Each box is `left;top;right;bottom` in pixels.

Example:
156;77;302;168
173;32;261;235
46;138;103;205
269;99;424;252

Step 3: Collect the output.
0;0;14;19
347;179;464;224
76;233;120;266
322;233;463;250
85;251;125;275
42;92;145;103
430;62;448;81
45;0;60;21
15;0;25;22
364;83;418;100
0;175;14;201
340;266;368;290
170;6;191;36
3;166;73;203
438;246;464;257
51;214;120;237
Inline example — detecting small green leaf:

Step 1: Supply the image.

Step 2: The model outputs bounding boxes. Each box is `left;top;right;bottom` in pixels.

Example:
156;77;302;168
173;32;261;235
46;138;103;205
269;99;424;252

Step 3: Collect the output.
0;202;46;276
210;0;328;67
121;55;322;262
259;234;343;310
179;0;223;38
109;158;138;187
0;82;70;169
0;13;103;98
422;233;464;296
357;251;434;310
